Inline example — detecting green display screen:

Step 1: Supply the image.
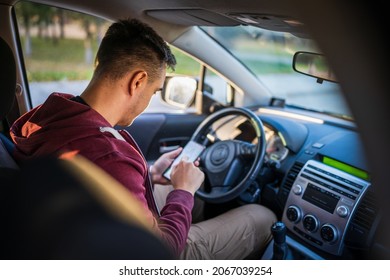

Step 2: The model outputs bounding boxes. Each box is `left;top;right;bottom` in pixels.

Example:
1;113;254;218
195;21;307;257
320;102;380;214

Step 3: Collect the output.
322;156;369;180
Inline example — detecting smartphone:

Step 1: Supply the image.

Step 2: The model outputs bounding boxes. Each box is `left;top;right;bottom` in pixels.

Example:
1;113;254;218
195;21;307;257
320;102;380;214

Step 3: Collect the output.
162;140;205;181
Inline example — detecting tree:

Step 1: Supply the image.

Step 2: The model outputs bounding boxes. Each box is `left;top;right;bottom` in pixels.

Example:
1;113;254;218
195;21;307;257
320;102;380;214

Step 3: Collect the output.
15;2;37;56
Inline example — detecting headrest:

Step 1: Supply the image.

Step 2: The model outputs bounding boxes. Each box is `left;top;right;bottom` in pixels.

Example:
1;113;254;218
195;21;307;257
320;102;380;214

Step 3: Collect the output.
0;37;16;121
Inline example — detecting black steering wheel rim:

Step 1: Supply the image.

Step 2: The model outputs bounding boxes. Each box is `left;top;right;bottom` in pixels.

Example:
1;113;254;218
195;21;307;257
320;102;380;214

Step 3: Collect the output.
191;107;266;203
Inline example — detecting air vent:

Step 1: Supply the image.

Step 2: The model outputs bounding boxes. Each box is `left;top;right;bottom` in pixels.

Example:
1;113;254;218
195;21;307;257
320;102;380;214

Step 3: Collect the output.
351;191;378;230
277;161;304;207
284;162;304;191
345;190;379;249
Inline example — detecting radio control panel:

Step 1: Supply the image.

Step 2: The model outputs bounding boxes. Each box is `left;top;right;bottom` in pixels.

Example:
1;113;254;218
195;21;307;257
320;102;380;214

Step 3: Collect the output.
282;160;370;255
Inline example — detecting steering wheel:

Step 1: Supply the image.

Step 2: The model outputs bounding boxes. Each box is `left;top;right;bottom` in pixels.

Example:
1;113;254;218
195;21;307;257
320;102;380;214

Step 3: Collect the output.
191;107;266;203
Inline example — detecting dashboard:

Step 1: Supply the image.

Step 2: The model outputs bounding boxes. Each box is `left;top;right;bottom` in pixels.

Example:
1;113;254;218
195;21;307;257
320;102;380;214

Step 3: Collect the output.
129;106;385;259
208;114;290;164
210;107;382;259
257;108;381;260
264;126;289;162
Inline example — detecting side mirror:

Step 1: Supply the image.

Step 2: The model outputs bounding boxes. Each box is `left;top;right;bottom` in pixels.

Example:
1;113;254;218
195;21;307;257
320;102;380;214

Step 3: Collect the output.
293;51;337;83
161;76;197;109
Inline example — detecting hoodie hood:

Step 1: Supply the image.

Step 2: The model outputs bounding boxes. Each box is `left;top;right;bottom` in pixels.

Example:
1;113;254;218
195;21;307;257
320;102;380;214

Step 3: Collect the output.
10;93;112;162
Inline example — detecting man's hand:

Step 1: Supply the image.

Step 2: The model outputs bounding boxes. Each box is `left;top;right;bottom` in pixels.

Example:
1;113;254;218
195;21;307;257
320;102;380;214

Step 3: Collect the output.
170;156;205;196
149;147;182;185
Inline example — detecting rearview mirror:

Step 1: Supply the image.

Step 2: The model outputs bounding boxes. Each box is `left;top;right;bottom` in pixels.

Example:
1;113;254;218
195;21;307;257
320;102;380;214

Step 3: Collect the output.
293;51;337;83
161;76;197;109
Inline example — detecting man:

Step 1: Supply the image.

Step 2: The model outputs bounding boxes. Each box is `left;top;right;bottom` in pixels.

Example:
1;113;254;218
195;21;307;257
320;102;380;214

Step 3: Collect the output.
11;19;276;259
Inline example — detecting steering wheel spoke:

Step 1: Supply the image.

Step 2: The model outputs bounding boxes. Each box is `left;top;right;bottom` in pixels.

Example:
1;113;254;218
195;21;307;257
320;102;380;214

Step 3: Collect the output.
234;140;257;158
223;157;245;186
203;157;245;188
208;186;231;197
203;167;228;188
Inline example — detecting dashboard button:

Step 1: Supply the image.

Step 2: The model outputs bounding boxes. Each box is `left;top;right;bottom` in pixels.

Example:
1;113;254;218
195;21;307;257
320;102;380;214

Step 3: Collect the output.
292;184;303;195
312;143;324;149
336;205;349;218
303;214;319;232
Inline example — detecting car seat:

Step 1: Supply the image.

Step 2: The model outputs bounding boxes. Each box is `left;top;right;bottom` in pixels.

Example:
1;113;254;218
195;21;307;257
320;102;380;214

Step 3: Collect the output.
1;154;173;259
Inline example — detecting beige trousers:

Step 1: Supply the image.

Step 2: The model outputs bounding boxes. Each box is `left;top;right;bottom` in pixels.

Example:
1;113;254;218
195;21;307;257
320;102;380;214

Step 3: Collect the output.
154;184;277;260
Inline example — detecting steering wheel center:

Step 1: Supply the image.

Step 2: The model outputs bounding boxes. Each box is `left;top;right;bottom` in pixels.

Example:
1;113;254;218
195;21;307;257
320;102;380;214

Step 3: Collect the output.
211;144;229;164
205;141;235;173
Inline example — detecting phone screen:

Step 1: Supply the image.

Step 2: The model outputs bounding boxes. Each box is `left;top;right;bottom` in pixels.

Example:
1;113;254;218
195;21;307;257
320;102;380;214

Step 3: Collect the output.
163;140;205;180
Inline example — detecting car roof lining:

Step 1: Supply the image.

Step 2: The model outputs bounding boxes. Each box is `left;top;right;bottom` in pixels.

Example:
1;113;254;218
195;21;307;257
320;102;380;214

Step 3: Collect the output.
2;0;309;41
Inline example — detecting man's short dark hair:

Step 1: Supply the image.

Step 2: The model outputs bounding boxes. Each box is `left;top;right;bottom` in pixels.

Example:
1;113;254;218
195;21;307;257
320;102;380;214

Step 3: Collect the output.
94;18;176;81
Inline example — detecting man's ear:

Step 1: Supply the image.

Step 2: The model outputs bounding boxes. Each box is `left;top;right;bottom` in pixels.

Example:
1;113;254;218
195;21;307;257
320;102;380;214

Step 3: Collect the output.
128;71;148;96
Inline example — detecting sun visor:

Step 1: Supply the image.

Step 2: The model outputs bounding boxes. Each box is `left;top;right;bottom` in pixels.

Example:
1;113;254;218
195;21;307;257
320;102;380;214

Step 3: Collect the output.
147;9;240;26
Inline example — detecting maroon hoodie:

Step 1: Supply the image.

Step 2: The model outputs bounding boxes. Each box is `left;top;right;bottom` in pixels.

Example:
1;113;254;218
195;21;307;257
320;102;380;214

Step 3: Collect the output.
10;92;193;256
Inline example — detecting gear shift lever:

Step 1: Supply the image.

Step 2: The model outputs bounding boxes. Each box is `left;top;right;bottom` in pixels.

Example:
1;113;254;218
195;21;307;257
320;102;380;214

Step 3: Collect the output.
271;221;292;260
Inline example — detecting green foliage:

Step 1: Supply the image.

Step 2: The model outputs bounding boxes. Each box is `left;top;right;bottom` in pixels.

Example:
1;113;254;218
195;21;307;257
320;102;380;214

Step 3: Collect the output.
27;70;93;82
245;60;294;74
169;46;201;76
22;37;98;61
16;1;105;82
21;36;97;82
22;36;199;82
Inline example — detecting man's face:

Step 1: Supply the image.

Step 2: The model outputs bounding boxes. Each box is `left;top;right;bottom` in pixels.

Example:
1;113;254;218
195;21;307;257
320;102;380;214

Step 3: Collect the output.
123;68;166;126
139;68;166;113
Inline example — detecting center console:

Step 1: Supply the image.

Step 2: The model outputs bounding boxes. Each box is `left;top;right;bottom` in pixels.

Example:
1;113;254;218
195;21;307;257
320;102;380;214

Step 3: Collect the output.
282;160;370;256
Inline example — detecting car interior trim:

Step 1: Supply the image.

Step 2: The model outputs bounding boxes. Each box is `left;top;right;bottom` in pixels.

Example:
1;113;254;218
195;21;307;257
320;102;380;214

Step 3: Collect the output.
259;108;324;124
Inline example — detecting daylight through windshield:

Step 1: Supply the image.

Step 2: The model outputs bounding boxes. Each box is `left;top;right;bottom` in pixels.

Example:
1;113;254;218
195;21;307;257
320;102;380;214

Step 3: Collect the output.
202;26;351;119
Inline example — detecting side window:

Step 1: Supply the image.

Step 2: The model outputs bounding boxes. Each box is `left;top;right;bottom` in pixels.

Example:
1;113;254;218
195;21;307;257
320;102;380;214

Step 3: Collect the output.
169;45;201;77
14;2;222;113
15;2;110;107
204;67;231;105
146;46;233;113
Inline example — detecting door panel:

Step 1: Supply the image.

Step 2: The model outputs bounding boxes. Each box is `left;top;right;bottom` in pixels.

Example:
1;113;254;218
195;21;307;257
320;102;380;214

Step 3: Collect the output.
123;113;206;162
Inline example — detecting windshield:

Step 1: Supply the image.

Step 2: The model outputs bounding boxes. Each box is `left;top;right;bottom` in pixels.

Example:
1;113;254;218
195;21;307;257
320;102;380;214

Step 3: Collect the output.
202;26;351;119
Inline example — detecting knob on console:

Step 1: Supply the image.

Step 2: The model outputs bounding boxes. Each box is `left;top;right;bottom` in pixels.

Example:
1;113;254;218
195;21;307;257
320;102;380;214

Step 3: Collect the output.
336;205;349;218
303;214;319;232
286;205;301;223
320;224;338;243
292;184;303;195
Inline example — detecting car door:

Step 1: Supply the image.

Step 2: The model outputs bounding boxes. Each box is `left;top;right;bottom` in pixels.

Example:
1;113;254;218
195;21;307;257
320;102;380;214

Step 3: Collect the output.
124;112;205;163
